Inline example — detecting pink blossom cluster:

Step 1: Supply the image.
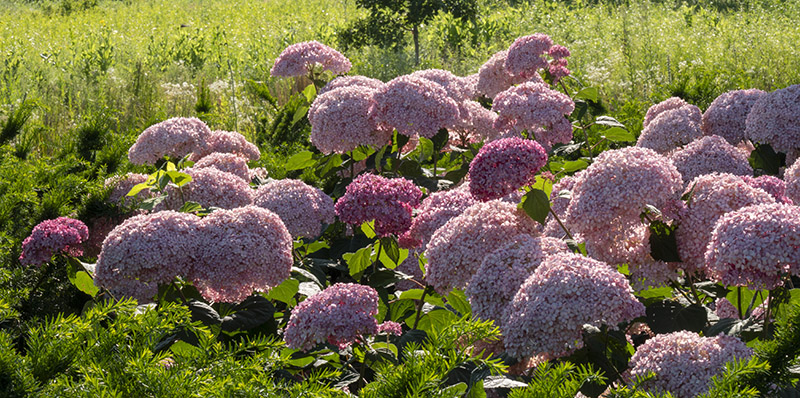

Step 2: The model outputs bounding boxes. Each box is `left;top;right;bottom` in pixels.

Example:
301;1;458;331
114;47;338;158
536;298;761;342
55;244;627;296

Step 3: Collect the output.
643;97;690;128
468;137;548;201
476;50;539;99
284;283;401;351
193;152;251;181
105;173;150;206
450;100;500;144
465;235;567;324
318;75;384;96
270;40;351;77
19;217;89;266
253;179;335;239
547;45;571;84
190;130;260;162
505;34;554;80
745;84;800;155
715;297;768;320
702;89;766;145
308;85;392;154
628;331;753;398
160;167;253;211
502;253;645;360
335;173;422;236
425;200;540;294
410;69;473;103
675;173;774;274
369;75;461;138
705;203;800;290
636;103;703;154
492;82;575;151
785;159;800;204
669;135;753;185
128;117;212;165
398;186;477;250
543;174;578;238
741;175;793;204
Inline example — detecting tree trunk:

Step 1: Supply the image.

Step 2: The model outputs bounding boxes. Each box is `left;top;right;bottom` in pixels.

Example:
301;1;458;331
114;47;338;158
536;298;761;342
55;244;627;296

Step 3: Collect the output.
412;25;420;65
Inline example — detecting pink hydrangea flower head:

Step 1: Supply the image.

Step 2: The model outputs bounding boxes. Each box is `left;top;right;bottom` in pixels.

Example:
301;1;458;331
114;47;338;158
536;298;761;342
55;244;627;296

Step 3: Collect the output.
476;50;542;99
741;175;793;204
284;283;397;350
398;185;477;250
636;105;703;154
714;297;741;319
451;100;501;143
702;89;766;145
784;156;800;204
270;40;351;77
505;33;554;80
253;179;335;239
318;75;384;96
675;173;774;275
128;117;212;165
705;203;800;290
190;130;260;162
160;167;253;211
628;331;753;398
548;45;570;60
669;135;753;185
335;173;422;236
410;69;473;103
548;58;570;85
105;173;150;206
193;152;251;181
19;217;89;266
745;84;800;155
308;85;393;154
492;81;575;151
191;206;293;303
425;200;540;294
468;137;548;201
370;75;461;138
643;97;690;129
466;235;568;324
502;253;645;360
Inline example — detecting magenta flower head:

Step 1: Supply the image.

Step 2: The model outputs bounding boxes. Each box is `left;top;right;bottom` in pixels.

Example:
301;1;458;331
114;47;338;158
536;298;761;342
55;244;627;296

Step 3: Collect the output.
398;185;477;250
193;152;251;181
628;331;753;398
469;137;548;201
190;130;260;162
705;203;800;290
270;40;351;77
702;89;766;145
669;135;753;185
745;84;800;155
308;85;392;154
128;117;212;165
19;217;89;266
369;75;461;138
785;160;800;204
254;179;335;239
492;82;575;151
502;253;645;360
160;167;253;211
192;206;293;303
284;283;401;351
476;50;541;99
742;175;792;204
335;173;422;236
636;104;703;154
318;75;385;96
505;33;554;80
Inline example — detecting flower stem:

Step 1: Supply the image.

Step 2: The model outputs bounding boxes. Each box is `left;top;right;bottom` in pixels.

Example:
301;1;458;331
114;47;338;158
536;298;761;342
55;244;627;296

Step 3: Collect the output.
412;287;429;330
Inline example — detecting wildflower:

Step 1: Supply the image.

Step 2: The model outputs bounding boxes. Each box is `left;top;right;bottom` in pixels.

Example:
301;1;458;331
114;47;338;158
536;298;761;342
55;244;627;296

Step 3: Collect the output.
469;137;548;201
505;33;554;80
270;40;351;77
253;179;335;239
636;104;703;154
643;97;691;129
741;175;792;204
20;217;89;266
190;130;260;162
476;50;540;99
318;75;384;96
160;167;253;211
398;185;477;250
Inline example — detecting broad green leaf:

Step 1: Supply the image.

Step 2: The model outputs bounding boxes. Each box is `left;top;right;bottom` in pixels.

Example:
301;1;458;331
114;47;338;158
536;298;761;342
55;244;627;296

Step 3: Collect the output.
126;182;151;197
361;221;376;239
71;271;99;297
265;278;300;305
749;143;785;176
170;341;202;358
602;126;635;142
594;116;626;128
446;289;471;316
286;151;316;171
166;170;192;187
520;189;550;225
343;245;374;276
165;161;177;172
575;86;599;102
302;84;316;103
351;146;373;161
378;237;406;268
561;159;589;173
178;201;203;213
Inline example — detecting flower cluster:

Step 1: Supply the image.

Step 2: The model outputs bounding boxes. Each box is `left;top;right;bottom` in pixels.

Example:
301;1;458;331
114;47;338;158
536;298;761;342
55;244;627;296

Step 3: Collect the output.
702;89;765;145
308;85;392;154
643;97;690;128
161;167;253;210
318;75;384;96
284;283;401;351
270;40;351;77
505;33;554;80
190;130;260;162
547;45;571;84
636;104;703;154
409;69;473;103
628;331;753;398
543;174;578;238
335;174;422;236
450;100;501;144
370;75;461;138
745;84;800;155
193;152;251;181
476;50;536;99
398;186;476;250
128;117;212;165
468;137;548;201
742;175;793;204
492;82;575;151
705;203;800;290
19;217;89;266
785;159;800;204
669;135;752;185
502;253;645;360
253;179;335;239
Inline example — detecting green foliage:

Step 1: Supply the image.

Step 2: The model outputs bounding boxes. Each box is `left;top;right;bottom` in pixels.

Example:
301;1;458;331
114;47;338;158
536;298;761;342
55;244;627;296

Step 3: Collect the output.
508;362;604;398
0;98;36;146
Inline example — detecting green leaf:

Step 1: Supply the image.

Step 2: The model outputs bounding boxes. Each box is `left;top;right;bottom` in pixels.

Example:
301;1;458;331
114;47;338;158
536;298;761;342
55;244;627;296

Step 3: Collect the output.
71;270;99;297
126;182;151;197
378;237;406;268
221;295;277;333
302;84;316;103
431;128;450;153
561;159;589;173
361;221;376;239
446;289;471;317
602;126;636;142
139;194;167;211
417;137;434;163
343;245;374;276
286;151;316;171
646;300;707;334
749;143;785;176
520;189;550;225
265;278;300;305
351;146;373;161
178;201;203;213
414;309;457;334
648;220;681;263
166;170;192;187
575;86;599;102
594;116;626;128
170;341;202;358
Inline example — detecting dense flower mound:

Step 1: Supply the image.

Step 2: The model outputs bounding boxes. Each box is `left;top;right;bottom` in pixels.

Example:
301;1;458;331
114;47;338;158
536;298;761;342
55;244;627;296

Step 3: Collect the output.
476;50;541;99
468;137;548;201
317;75;384;96
669;135;753;185
785;158;800;204
450;100;501;144
643;97;690;129
369;75;461;138
425;200;540;294
95;211;199;300
19;217;89;266
190;130;260;162
705;203;800;289
253;179;335;239
335;173;422;236
504;33;554;80
675;173;775;274
547;45;571;84
398;186;477;250
745;84;800;155
702;89;766;145
502;253;645;360
105;173;150;206
492;82;575;150
636;104;703;154
193;152;251;181
410;69;473;103
270;40;351;77
742;175;793;204
628;331;753;398
192;206;293;303
284;283;401;350
466;235;567;324
308;85;393;154
161;167;253;210
128;117;212;165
